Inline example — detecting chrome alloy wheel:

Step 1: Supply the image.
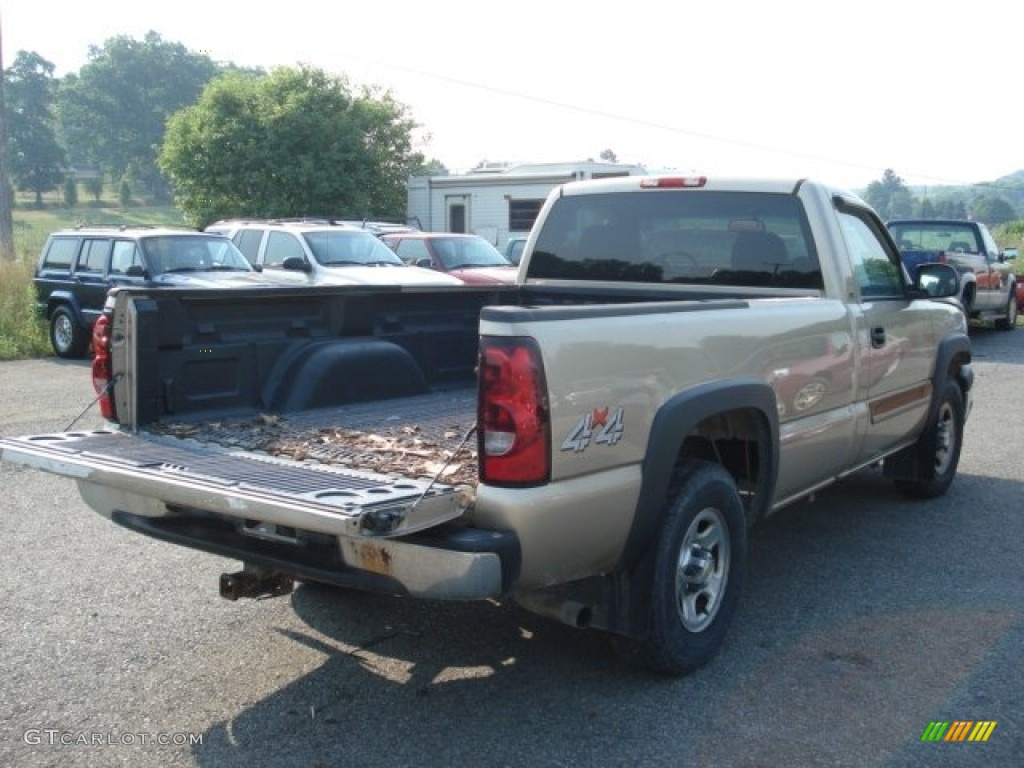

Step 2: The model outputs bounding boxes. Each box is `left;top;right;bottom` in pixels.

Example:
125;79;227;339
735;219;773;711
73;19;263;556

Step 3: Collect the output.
53;313;75;354
933;400;957;476
675;506;731;632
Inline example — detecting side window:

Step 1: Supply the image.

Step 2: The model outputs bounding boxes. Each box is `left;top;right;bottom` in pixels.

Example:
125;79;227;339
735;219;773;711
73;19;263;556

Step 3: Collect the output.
837;210;904;299
42;237;81;269
978;224;1000;262
77;239;112;273
233;229;265;265
264;231;305;268
110;241;142;274
395;239;431;266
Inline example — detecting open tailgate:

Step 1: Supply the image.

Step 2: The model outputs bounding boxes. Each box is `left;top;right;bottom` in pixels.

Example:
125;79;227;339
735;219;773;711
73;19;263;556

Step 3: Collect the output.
0;429;467;538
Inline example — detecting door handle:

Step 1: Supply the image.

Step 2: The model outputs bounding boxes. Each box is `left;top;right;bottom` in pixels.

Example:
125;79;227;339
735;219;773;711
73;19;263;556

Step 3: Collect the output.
871;326;886;348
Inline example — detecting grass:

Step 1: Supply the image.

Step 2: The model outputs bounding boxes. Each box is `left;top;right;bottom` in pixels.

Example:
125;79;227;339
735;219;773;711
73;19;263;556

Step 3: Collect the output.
0;259;51;359
1;202;185;362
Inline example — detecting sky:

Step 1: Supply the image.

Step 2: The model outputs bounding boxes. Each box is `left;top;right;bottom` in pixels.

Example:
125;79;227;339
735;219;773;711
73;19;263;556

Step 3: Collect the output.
3;0;1022;191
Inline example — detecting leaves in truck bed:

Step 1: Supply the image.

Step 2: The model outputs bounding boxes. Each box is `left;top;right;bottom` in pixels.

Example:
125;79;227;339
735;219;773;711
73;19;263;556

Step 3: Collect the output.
149;415;479;488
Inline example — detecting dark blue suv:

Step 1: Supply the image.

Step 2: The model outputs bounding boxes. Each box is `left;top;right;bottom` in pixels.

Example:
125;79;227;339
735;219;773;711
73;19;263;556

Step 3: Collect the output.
35;226;275;358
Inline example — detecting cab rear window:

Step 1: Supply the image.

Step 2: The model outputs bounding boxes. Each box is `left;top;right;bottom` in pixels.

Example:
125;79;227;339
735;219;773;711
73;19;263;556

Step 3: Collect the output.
529;190;822;289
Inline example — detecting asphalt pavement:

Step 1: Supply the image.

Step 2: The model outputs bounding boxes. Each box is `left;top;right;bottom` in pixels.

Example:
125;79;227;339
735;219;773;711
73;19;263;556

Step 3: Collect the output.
1;328;1021;768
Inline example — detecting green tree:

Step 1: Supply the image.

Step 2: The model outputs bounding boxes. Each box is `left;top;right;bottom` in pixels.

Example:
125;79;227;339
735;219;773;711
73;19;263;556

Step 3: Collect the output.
6;51;66;206
970;195;1017;227
864;169;911;220
83;174;103;202
160;65;424;225
62;176;77;207
0;29;16;261
933;197;967;219
56;32;220;203
413;158;448;176
916;197;937;217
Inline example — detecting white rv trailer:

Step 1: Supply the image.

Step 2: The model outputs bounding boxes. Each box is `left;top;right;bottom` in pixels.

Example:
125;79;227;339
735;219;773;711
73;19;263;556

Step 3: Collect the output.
406;161;647;253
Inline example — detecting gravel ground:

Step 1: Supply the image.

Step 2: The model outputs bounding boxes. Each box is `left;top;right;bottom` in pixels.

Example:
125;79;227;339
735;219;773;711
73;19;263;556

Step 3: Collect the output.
0;327;1021;768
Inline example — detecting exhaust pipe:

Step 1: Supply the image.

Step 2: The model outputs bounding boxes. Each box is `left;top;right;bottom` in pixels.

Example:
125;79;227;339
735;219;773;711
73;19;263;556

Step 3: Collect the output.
516;591;592;629
220;564;294;600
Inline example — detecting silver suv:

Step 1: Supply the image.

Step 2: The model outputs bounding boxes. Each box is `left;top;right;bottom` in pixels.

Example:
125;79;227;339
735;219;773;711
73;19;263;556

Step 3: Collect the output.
206;219;462;286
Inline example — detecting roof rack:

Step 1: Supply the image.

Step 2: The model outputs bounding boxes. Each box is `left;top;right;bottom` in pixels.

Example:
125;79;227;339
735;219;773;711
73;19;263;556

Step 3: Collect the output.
207;217;354;227
269;216;339;225
72;223;158;232
70;223;201;233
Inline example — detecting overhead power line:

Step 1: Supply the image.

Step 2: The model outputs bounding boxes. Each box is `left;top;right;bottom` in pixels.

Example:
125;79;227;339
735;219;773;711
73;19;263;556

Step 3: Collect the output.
347;55;1021;192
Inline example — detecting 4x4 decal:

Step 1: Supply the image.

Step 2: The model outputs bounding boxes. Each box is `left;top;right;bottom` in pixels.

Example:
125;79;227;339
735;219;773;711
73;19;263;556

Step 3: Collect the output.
561;407;625;453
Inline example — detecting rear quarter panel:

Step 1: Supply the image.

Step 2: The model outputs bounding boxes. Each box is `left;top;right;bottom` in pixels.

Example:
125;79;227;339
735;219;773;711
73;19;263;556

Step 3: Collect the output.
473;295;861;587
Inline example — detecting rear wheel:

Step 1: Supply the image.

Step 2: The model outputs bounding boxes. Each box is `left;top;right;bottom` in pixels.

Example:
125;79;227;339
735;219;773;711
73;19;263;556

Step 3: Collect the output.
49;306;90;359
892;378;964;498
616;461;747;676
994;288;1017;330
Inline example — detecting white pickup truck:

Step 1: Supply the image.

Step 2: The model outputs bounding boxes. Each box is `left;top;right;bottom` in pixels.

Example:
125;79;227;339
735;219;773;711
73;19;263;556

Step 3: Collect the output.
0;176;972;675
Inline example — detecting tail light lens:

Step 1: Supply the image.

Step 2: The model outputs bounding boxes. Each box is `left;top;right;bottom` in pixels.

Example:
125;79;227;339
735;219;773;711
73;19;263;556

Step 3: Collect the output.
478;337;550;486
91;314;116;421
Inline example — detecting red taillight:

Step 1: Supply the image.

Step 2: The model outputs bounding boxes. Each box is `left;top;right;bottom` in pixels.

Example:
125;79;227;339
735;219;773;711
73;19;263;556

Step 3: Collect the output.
639;176;707;189
91;314;116;420
478;338;550;486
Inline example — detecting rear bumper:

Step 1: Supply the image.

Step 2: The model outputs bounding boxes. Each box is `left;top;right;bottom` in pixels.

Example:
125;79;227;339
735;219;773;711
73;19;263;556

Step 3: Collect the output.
110;506;519;600
1;430;518;600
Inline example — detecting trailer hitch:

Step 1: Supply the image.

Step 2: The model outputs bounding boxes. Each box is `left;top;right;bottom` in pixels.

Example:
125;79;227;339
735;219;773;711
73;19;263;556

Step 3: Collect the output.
219;564;294;601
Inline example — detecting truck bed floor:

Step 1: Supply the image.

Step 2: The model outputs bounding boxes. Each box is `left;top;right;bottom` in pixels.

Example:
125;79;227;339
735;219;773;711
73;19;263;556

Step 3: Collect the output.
149;387;479;487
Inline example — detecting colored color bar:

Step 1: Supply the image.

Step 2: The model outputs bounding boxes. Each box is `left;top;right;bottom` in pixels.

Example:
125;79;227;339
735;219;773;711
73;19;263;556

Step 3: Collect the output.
969;721;997;742
945;721;972;742
921;722;949;741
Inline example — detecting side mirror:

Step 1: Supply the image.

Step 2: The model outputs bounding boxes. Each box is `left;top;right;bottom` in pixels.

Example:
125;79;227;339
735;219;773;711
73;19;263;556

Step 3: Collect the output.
282;256;311;273
125;265;146;277
914;263;960;298
415;258;433;269
1003;247;1018;260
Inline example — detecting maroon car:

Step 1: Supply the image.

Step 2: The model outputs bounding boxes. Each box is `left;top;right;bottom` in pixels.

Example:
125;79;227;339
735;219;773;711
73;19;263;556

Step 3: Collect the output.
1010;249;1024;313
380;232;518;285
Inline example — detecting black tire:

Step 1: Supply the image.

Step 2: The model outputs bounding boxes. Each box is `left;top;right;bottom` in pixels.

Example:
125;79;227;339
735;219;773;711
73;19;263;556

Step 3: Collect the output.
994;288;1017;331
49;306;90;359
961;284;975;316
616;461;747;676
893;378;964;498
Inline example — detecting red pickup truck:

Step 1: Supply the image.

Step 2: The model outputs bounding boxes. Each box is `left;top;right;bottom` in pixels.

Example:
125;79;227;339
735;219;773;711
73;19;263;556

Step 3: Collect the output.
887;219;1018;329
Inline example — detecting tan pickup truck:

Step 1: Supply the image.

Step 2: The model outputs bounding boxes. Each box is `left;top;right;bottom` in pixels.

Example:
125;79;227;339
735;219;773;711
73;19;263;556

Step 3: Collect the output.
0;176;972;675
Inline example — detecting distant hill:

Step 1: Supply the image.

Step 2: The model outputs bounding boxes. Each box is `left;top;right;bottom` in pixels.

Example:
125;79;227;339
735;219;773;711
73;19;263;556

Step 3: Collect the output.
995;170;1024;185
907;170;1024;215
975;171;1024;213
